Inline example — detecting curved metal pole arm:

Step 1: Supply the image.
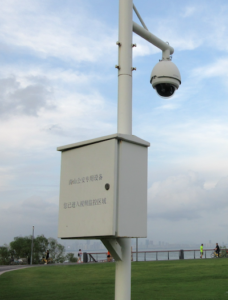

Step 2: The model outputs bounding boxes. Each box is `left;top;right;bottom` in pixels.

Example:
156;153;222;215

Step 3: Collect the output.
133;4;148;31
133;21;174;57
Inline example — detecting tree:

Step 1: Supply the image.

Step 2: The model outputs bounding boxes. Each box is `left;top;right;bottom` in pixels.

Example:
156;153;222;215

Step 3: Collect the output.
10;236;31;261
10;235;49;264
33;235;48;263
65;252;78;263
2;235;66;265
219;246;228;258
0;245;11;265
10;235;58;264
48;238;65;263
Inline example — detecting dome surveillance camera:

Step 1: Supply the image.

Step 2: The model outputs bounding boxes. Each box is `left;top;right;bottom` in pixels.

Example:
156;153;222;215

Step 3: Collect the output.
150;60;181;98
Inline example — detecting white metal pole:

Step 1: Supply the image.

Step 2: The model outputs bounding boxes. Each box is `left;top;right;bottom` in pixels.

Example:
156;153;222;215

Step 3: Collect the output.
136;237;138;262
30;226;34;265
117;0;133;135
115;0;133;299
115;238;131;300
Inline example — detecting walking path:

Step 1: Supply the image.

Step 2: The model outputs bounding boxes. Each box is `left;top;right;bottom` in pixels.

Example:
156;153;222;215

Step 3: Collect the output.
0;262;82;276
0;265;34;276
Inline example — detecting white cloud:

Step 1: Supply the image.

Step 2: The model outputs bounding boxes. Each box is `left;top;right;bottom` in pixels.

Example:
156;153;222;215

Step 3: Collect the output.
156;103;179;110
0;76;54;117
192;58;228;81
0;196;59;244
0;0;117;63
181;6;197;18
148;171;228;221
140;2;228;54
142;118;228;156
0;167;15;192
0;89;116;150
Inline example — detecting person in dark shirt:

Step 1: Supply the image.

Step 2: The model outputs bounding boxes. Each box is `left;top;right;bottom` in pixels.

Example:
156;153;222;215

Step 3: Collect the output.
45;250;49;264
215;243;220;257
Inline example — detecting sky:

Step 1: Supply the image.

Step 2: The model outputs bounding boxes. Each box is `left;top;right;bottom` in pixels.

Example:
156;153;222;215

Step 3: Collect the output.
1;0;228;248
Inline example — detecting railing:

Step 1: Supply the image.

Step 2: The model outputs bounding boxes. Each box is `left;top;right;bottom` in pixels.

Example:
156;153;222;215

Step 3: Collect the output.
87;252;107;263
86;249;219;263
132;249;215;261
88;253;97;263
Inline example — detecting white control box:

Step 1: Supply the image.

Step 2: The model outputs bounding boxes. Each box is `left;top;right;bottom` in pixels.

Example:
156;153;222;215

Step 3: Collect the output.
57;133;149;239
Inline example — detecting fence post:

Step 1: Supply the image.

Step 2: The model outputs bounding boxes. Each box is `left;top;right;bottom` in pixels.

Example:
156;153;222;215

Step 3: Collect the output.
205;251;206;259
168;251;169;260
83;252;88;263
144;252;146;261
179;249;184;259
156;252;158;261
194;250;195;259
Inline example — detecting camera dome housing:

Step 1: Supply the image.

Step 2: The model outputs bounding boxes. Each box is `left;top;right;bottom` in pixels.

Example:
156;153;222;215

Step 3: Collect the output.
150;60;181;98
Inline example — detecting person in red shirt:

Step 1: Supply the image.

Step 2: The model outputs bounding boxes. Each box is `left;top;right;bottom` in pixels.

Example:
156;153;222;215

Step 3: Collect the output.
107;251;111;262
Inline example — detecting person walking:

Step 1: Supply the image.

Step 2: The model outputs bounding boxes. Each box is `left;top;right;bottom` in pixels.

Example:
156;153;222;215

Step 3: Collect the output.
215;243;220;257
77;249;83;263
107;251;111;262
45;250;49;264
200;244;203;259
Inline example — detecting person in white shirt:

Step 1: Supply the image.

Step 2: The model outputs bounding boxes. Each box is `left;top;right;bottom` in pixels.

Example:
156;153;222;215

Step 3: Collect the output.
78;249;83;263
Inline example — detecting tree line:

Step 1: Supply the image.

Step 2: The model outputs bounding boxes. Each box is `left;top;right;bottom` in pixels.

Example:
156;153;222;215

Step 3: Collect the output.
0;235;77;265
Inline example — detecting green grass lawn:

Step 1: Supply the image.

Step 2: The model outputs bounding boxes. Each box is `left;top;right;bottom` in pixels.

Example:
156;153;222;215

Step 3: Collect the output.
1;259;228;300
